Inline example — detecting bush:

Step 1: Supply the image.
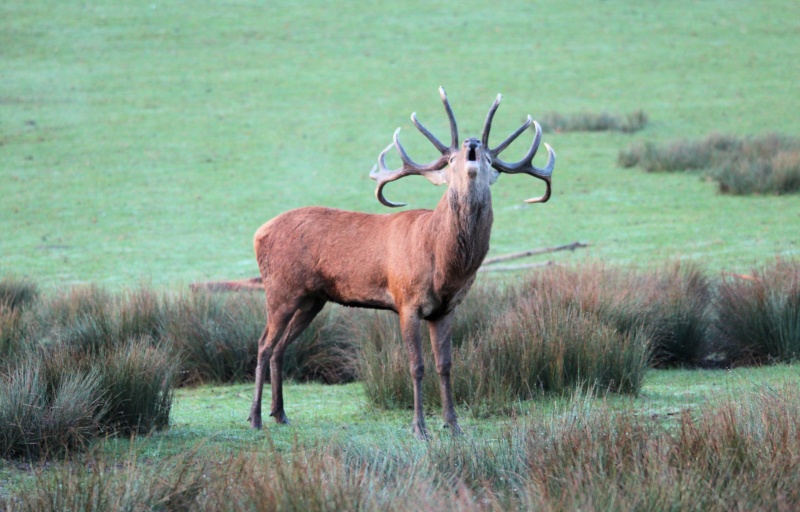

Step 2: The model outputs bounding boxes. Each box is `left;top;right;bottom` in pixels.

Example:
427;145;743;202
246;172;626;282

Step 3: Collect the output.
0;358;103;459
713;259;800;364
356;276;651;414
0;337;177;459
540;110;648;133
619;133;800;195
520;263;711;367
0;276;38;311
165;290;358;385
97;338;176;433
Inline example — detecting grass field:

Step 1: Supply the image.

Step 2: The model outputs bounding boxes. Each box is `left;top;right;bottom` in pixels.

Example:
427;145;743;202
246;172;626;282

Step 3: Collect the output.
3;0;800;287
3;1;800;508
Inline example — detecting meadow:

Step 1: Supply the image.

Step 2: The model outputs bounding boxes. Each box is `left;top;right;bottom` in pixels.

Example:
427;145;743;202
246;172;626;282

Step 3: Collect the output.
2;0;800;509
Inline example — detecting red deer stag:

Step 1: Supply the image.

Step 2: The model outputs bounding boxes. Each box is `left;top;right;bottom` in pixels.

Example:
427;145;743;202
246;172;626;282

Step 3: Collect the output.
249;88;555;438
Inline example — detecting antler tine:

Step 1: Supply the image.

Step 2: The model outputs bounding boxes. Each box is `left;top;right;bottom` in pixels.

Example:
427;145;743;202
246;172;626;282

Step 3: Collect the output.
411;112;449;154
481;93;502;147
369;129;449;208
482;92;534;156
492;115;533;156
369;88;461;208
438;86;459;150
491;121;557;204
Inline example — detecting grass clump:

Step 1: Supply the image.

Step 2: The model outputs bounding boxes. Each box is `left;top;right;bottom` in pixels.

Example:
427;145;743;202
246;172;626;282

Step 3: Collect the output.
713;259;800;364
539;110;648;133
0;360;103;459
619;133;800;195
0;277;38;312
355;274;651;414
0;339;177;459
521;263;711;367
7;384;800;511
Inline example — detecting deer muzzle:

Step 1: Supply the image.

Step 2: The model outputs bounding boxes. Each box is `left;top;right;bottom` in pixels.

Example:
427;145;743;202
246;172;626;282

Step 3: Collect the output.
465;138;481;178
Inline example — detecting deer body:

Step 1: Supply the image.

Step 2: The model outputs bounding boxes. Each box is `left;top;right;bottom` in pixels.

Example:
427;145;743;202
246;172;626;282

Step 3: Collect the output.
249;89;554;438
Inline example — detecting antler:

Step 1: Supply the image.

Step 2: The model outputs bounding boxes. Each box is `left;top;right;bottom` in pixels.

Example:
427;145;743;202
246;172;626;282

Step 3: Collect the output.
482;94;556;204
370;87;458;207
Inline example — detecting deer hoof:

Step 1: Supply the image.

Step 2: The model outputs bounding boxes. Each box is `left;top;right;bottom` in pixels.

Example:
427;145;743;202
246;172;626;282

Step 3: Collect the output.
412;422;430;441
270;411;291;425
249;413;263;430
444;422;464;436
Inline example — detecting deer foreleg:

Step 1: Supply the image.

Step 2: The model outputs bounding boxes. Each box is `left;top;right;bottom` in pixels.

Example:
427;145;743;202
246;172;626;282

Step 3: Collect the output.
428;313;462;434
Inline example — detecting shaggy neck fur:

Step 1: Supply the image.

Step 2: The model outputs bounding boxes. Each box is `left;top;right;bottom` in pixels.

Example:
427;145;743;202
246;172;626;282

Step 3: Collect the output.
433;183;494;277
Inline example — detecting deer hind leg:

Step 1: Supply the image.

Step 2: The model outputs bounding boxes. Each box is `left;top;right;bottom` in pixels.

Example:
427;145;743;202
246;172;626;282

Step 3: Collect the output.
399;309;428;440
428;313;463;435
249;297;325;429
249;324;271;429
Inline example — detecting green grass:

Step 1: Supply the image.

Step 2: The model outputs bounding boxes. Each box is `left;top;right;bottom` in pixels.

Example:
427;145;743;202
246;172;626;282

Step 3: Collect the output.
4;367;800;508
3;1;800;288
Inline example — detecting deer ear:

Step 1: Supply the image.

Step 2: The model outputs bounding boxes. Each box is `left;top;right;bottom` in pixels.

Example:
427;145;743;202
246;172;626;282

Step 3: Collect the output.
421;169;448;186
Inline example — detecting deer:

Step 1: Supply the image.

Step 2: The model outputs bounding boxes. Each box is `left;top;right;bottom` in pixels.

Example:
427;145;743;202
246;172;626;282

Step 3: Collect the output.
248;88;555;439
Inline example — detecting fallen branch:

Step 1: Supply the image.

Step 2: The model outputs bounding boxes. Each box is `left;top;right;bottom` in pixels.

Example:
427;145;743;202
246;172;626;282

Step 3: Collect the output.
478;261;556;273
482;241;589;266
190;277;263;292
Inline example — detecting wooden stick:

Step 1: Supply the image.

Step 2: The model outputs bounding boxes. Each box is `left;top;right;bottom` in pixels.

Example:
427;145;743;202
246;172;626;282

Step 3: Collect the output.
190;277;264;292
482;241;589;266
478;261;556;273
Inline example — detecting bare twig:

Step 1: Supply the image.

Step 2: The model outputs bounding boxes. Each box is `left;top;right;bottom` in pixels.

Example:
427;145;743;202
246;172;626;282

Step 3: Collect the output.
478;261;556;273
190;277;263;292
482;241;589;266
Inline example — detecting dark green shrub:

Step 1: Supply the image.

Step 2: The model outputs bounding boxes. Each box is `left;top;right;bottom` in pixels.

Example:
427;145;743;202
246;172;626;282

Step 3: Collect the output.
165;290;263;384
0;358;103;459
0;303;26;363
714;143;800;195
451;278;515;346
97;338;176;433
29;285;118;353
714;259;800;364
620;133;800;195
281;306;359;384
641;263;712;366
0;276;38;311
356;287;650;414
540;110;648;133
618;133;739;173
521;263;711;367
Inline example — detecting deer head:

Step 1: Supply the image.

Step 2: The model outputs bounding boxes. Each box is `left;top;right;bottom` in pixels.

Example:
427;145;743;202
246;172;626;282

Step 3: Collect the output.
370;87;556;207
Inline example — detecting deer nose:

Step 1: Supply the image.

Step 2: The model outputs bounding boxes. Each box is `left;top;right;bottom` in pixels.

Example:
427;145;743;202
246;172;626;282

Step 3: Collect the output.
465;138;481;161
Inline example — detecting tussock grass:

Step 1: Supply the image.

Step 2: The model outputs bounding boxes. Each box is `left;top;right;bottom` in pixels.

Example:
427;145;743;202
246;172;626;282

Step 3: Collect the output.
518;262;711;367
539;110;648;133
0;339;176;459
0;359;102;459
0;277;38;311
620;133;800;195
714;259;800;364
7;385;800;511
356;273;651;414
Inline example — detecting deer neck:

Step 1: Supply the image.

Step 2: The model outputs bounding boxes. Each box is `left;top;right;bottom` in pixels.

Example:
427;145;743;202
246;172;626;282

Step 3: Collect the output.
431;184;493;277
